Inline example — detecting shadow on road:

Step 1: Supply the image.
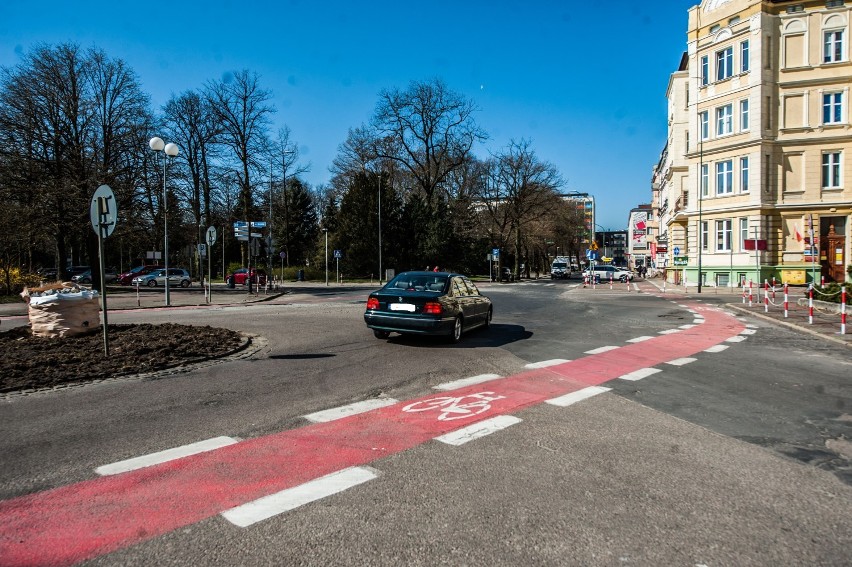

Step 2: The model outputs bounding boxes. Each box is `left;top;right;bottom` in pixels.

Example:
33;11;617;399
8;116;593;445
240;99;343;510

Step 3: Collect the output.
381;323;532;349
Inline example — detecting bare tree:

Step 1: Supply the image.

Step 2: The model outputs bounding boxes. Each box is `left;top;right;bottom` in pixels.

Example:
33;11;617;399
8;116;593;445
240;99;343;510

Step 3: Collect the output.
206;70;274;263
368;78;486;211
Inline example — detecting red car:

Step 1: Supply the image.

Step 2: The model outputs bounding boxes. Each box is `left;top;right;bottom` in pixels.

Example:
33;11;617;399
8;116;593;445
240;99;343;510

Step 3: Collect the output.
116;265;163;285
227;268;267;286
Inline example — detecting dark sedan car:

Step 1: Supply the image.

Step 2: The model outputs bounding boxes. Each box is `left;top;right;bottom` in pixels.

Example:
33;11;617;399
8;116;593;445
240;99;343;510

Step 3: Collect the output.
364;271;492;342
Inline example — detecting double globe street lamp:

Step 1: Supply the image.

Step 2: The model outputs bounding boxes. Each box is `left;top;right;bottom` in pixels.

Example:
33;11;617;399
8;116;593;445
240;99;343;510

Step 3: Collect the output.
149;137;179;306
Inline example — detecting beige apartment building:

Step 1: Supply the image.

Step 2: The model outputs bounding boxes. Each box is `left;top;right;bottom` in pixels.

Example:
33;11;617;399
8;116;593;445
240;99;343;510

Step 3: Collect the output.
654;0;850;287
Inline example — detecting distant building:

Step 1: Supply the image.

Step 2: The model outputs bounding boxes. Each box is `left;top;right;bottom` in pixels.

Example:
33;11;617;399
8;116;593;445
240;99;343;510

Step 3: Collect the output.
558;192;595;248
595;230;629;265
653;0;850;287
627;205;653;269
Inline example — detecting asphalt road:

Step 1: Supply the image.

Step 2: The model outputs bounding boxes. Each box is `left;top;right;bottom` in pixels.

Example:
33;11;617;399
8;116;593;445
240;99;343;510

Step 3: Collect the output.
1;279;850;566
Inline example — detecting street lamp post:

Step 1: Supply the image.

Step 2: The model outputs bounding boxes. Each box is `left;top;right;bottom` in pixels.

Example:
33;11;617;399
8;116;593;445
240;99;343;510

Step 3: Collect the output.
323;228;329;286
378;173;382;283
149;137;179;306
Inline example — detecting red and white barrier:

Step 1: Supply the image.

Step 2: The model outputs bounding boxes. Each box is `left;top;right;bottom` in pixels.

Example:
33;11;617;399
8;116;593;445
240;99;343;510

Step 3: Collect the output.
764;279;769;313
749;280;754;307
783;283;788;318
842;288;847;335
809;285;814;325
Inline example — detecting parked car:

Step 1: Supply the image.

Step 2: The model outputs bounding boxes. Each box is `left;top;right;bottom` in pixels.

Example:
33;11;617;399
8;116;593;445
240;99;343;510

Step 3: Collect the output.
582;264;634;283
71;269;117;284
37;267;58;281
226;268;267;286
364;271;492;342
116;265;163;285
131;268;192;288
550;260;570;279
64;266;91;280
499;267;515;282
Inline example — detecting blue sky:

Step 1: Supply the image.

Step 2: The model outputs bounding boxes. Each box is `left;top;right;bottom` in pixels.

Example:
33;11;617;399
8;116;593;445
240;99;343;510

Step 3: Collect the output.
1;0;697;230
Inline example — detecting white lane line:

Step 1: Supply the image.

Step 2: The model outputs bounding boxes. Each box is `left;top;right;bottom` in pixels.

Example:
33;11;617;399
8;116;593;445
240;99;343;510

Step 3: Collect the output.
740;329;757;335
627;336;654;343
546;386;611;407
666;357;697;366
659;329;682;335
435;416;523;446
618;368;662;381
303;398;399;423
584;346;619;355
679;324;697;330
434;373;502;391
525;359;571;369
222;466;378;527
726;336;747;343
95;436;239;476
704;344;729;353
693;318;705;323
746;323;758;328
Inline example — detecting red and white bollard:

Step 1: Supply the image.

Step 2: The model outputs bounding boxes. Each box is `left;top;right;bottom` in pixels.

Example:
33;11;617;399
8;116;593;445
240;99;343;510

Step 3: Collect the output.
783;283;789;318
809;285;814;325
841;288;847;335
821;276;825;288
749;279;754;307
771;277;777;301
609;274;613;289
764;279;769;313
742;281;747;304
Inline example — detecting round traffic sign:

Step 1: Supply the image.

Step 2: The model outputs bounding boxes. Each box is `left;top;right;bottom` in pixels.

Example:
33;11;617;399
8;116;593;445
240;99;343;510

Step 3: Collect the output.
674;246;680;256
90;185;117;237
206;226;217;246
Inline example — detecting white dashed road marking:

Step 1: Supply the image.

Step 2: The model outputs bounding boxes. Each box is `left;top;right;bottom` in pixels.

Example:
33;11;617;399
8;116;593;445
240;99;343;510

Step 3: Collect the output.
221;466;379;527
524;359;571;369
618;368;662;381
627;336;655;343
303;398;399;423
704;344;730;353
666;357;697;366
434;374;502;391
546;386;611;407
584;346;620;355
435;416;523;446
95;436;239;476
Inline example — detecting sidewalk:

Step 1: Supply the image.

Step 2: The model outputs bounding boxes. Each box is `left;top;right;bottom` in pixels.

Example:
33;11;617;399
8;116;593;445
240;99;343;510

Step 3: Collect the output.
637;277;850;348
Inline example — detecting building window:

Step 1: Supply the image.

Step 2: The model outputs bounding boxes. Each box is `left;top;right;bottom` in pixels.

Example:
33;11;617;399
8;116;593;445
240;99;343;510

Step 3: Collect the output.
716;219;732;251
741;40;750;72
740;99;750;131
739;218;749;250
740;156;749;192
716;160;733;194
824;30;844;63
701;163;709;197
822;151;842;188
700;111;709;140
823;92;843;124
701;221;709;251
716;46;734;80
716;104;733;136
701;55;709;86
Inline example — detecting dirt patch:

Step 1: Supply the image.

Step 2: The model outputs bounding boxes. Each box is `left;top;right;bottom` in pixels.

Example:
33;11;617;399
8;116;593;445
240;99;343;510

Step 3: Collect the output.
1;323;244;393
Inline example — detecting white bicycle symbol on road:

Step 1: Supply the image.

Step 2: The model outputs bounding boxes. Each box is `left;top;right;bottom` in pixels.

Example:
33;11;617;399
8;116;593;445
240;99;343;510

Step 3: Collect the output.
401;391;506;421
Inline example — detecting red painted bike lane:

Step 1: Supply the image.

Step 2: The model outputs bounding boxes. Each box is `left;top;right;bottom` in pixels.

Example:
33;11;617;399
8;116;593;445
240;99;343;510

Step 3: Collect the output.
0;301;744;567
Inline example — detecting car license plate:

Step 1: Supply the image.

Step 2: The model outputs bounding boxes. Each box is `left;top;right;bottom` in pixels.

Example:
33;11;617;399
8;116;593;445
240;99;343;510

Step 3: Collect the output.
389;303;415;312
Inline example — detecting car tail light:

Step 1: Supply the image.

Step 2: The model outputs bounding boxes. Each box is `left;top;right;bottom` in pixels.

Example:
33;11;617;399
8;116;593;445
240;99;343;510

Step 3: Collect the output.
366;297;380;310
423;302;442;315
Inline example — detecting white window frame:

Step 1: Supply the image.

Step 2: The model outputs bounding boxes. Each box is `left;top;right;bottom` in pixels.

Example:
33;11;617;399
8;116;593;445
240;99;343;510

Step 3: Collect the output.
740;99;750;131
824;29;844;63
700;55;709;86
740;40;750;72
740;156;749;192
701;163;710;197
715;219;732;252
716;104;733;136
822;91;843;125
699;111;709;140
716;160;733;194
822;151;842;188
701;221;709;251
739;218;749;250
716;46;734;81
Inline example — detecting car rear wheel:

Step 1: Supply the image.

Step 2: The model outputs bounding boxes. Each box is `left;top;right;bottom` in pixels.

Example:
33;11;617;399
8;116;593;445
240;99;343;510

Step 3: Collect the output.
180;279;190;288
147;280;157;287
448;316;463;343
484;308;492;329
373;330;390;339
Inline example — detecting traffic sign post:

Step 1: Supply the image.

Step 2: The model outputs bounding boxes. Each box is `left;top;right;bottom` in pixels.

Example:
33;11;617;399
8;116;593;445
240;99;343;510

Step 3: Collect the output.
90;185;116;356
206;226;216;303
334;250;342;283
